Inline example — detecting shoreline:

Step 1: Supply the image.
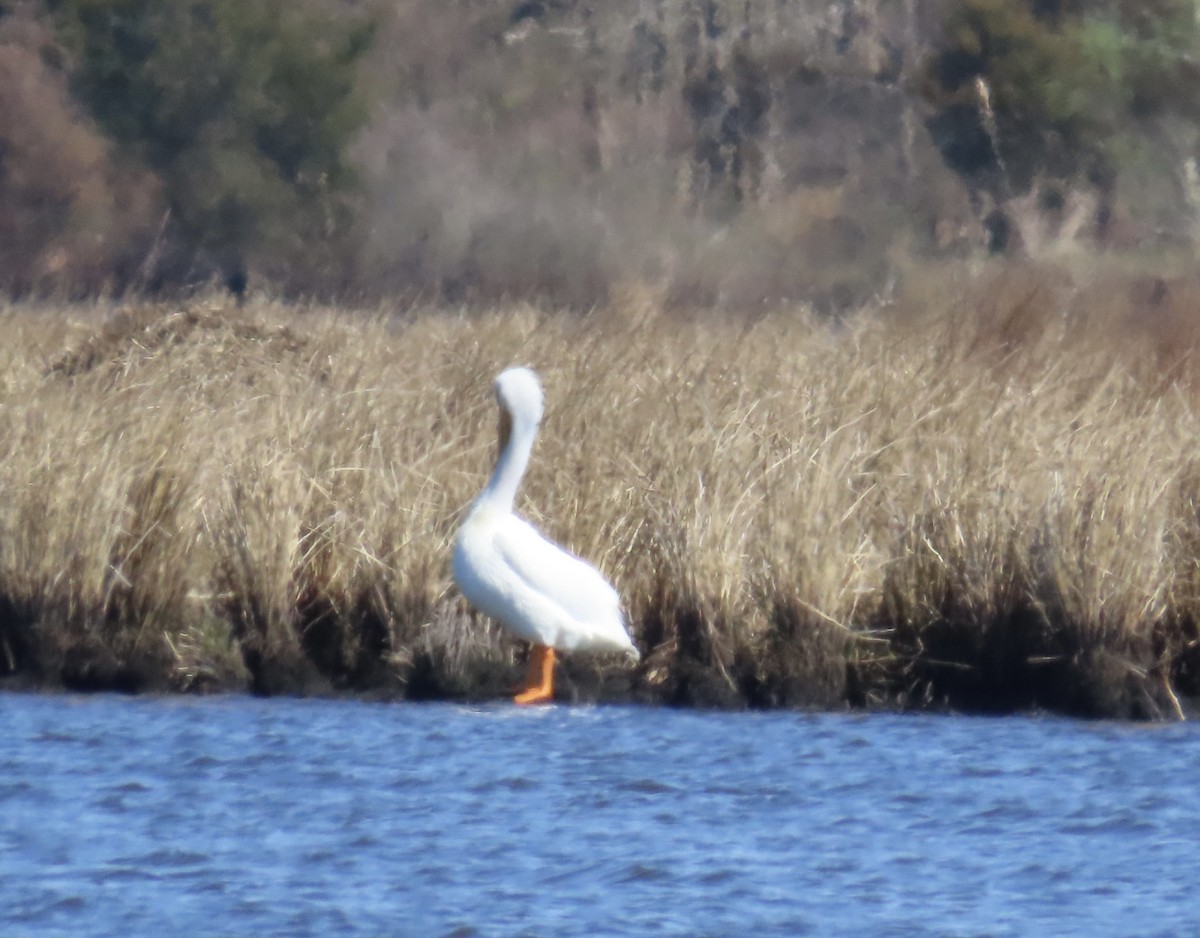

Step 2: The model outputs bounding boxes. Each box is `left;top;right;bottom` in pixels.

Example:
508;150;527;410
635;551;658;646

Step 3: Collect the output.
0;645;1192;721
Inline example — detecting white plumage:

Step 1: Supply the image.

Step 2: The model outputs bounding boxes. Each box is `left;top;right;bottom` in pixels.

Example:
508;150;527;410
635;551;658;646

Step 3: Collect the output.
453;367;638;702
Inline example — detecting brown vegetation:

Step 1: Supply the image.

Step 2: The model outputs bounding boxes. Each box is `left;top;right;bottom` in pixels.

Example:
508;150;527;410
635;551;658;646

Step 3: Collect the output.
0;6;158;295
2;265;1200;718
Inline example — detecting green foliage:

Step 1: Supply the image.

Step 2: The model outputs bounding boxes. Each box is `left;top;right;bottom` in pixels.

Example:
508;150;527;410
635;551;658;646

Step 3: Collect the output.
1107;1;1200;123
923;0;1200;197
922;0;1099;192
50;0;374;275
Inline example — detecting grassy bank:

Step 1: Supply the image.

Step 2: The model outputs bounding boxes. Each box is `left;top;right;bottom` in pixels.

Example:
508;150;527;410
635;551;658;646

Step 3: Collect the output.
2;268;1199;718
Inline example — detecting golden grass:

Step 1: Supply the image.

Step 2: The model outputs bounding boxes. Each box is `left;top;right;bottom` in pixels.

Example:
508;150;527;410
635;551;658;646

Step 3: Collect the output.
1;266;1199;717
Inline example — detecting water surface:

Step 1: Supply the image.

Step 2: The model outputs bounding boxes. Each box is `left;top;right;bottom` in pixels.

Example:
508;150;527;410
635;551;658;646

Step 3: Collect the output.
1;694;1196;936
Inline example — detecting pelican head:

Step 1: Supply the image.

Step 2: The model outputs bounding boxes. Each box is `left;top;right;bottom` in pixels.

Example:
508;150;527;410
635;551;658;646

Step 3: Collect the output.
494;366;544;451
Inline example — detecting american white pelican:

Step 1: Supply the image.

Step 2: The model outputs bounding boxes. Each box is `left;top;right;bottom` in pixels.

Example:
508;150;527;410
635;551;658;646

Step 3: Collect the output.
453;366;639;704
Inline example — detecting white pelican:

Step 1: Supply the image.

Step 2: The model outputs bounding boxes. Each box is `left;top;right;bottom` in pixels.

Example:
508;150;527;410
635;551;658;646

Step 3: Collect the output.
453;366;639;704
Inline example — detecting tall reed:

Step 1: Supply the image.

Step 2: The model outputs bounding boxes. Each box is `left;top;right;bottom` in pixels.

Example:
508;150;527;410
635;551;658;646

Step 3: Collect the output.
1;269;1198;717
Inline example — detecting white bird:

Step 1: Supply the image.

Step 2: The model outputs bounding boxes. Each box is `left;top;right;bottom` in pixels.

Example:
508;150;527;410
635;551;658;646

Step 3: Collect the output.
453;366;639;704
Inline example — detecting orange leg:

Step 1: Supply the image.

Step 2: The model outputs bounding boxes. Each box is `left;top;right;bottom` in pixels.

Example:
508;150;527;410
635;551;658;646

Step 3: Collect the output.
513;644;556;704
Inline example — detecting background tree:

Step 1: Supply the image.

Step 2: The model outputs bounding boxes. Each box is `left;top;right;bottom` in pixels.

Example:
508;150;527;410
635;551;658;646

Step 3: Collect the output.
49;0;374;291
0;1;157;294
921;0;1200;249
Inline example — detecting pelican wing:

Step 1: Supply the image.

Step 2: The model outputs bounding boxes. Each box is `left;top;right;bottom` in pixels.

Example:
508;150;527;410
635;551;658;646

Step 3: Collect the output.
492;515;631;652
494;516;621;622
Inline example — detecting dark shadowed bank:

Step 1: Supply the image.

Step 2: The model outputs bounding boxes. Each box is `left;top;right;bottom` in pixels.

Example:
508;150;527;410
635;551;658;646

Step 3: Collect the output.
4;582;1194;721
2;287;1200;721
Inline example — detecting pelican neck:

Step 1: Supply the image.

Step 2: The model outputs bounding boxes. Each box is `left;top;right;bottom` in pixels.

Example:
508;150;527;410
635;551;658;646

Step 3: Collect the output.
479;417;538;514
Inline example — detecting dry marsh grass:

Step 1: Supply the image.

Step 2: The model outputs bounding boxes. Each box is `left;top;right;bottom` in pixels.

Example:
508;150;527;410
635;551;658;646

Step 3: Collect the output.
1;270;1199;717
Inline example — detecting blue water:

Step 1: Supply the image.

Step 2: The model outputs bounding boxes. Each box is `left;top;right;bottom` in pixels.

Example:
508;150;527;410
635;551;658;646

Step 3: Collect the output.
1;695;1196;938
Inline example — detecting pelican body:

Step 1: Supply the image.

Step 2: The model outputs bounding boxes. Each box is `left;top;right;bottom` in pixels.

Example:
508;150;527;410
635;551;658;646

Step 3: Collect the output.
453;367;638;703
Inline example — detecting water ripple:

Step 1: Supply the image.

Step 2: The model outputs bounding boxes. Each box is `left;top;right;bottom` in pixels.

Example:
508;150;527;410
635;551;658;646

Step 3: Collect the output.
1;697;1198;937
618;778;679;794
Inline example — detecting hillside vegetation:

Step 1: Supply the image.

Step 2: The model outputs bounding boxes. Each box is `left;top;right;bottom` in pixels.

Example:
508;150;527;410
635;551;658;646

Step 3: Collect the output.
3;0;1200;304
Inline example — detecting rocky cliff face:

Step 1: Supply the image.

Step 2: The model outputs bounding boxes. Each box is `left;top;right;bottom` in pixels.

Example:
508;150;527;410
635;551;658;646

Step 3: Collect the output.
354;0;980;309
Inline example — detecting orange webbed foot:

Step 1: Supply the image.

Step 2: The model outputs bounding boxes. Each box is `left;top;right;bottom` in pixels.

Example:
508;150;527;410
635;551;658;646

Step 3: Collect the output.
513;686;555;705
